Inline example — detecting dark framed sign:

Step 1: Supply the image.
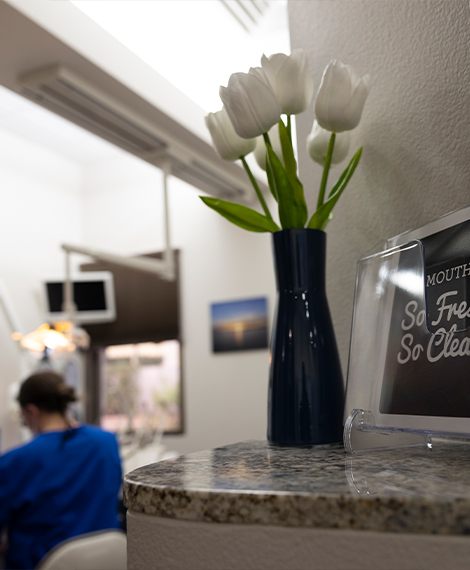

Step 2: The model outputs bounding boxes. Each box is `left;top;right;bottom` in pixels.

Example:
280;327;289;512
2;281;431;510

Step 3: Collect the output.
346;206;470;436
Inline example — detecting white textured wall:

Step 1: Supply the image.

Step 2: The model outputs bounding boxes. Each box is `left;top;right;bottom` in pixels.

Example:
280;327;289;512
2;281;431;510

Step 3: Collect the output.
0;129;82;450
289;0;470;368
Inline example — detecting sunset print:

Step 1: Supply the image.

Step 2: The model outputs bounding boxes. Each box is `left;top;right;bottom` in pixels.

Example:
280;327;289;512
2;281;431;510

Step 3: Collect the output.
211;297;268;353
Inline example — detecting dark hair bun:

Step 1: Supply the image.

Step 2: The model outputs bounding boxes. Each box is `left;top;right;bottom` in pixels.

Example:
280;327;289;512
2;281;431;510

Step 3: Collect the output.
57;383;77;404
18;371;77;414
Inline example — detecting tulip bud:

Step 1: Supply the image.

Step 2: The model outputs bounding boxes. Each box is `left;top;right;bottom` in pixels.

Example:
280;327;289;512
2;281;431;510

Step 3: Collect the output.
219;68;281;139
261;49;314;115
315;60;370;132
307;121;351;165
254;125;283;171
205;108;256;161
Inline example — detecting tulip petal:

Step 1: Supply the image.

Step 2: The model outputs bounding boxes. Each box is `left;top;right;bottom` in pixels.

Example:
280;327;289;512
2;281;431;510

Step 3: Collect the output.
261;49;314;115
342;76;370;130
220;70;280;139
205;108;256;161
307;120;350;165
315;60;369;132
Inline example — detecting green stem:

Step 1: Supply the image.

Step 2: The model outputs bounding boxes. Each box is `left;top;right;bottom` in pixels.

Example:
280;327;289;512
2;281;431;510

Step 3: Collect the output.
263;132;272;150
240;156;273;221
317;132;336;209
287;115;292;142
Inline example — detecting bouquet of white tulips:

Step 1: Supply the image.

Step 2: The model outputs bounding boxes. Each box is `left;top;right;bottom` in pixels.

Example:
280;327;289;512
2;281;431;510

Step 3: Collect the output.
202;50;369;233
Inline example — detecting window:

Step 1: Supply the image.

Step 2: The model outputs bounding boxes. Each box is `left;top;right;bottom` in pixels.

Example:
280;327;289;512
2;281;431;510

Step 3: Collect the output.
100;340;183;434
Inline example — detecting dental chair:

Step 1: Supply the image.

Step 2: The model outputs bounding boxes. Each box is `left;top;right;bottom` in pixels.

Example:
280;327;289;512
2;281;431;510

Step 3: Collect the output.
36;530;126;570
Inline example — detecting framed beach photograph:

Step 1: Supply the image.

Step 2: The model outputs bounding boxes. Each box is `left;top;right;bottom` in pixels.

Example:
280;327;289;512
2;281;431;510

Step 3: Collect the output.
210;297;269;353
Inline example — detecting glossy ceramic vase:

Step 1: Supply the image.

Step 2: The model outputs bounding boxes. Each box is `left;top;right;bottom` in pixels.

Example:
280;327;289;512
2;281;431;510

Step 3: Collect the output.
268;228;345;446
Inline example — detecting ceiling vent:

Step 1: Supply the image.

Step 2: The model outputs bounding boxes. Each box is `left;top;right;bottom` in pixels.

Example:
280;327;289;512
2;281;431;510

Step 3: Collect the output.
220;0;271;33
19;64;259;201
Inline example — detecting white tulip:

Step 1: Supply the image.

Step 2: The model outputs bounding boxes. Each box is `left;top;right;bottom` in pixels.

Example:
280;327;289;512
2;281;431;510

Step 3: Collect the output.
261;49;314;115
205;108;256;161
307;121;351;165
220;68;281;139
315;60;370;132
254;125;284;171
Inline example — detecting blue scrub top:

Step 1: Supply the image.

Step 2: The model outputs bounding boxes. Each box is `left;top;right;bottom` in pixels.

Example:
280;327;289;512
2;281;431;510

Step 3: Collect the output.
0;425;122;569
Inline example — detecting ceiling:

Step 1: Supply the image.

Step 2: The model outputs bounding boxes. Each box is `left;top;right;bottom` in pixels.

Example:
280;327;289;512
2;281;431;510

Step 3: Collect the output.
71;0;289;112
0;84;123;165
0;0;281;197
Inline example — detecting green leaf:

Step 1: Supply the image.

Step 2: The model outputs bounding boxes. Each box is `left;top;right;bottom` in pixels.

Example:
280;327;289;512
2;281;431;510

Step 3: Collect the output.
240;156;275;222
265;156;278;202
266;143;308;229
278;120;297;179
200;196;280;233
308;147;363;230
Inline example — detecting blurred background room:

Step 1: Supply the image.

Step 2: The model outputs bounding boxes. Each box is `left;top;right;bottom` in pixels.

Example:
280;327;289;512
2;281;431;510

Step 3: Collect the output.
0;0;290;469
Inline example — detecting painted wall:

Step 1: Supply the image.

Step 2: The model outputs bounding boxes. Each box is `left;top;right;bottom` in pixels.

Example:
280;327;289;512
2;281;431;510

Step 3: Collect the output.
0;128;83;450
0;133;276;455
81;150;276;454
289;0;470;369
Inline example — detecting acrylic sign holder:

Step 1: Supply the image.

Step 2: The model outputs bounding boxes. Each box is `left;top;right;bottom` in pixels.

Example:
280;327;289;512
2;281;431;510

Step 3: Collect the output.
344;207;470;454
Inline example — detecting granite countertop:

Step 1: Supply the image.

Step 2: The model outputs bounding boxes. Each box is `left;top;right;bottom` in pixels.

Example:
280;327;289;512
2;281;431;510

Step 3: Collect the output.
123;440;470;535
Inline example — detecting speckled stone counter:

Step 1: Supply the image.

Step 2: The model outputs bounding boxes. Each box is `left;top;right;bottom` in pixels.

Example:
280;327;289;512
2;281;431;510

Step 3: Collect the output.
124;439;470;536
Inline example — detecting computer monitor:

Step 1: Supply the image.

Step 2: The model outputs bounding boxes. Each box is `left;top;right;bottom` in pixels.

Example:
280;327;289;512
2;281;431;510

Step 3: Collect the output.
43;272;116;324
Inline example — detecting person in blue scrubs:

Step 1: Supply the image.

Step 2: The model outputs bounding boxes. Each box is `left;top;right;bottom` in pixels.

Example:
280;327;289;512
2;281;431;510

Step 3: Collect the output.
0;371;122;569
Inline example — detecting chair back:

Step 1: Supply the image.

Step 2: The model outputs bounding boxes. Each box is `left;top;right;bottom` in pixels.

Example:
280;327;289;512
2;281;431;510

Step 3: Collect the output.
37;530;126;570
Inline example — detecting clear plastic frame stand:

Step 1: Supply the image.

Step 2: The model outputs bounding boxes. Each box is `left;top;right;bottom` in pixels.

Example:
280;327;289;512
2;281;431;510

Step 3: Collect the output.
344;207;470;454
344;409;432;454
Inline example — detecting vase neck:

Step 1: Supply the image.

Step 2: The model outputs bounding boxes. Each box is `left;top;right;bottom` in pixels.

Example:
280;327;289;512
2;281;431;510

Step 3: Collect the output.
272;229;326;292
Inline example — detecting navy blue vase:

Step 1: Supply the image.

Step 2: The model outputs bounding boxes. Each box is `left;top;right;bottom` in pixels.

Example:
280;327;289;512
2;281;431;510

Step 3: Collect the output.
268;229;345;446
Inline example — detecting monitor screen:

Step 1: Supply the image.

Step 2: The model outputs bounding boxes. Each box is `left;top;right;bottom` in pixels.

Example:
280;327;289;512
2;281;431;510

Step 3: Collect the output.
46;281;107;312
43;272;116;324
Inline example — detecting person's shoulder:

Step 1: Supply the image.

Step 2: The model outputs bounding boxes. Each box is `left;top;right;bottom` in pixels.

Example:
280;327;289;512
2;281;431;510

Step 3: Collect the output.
0;438;43;468
78;426;120;464
79;425;118;444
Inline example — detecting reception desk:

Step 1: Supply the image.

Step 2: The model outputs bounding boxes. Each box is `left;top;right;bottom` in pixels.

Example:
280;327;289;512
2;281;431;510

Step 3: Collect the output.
124;440;470;570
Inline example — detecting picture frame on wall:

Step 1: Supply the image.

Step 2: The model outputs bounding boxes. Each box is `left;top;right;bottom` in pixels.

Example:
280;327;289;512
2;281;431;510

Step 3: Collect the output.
210;297;269;353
